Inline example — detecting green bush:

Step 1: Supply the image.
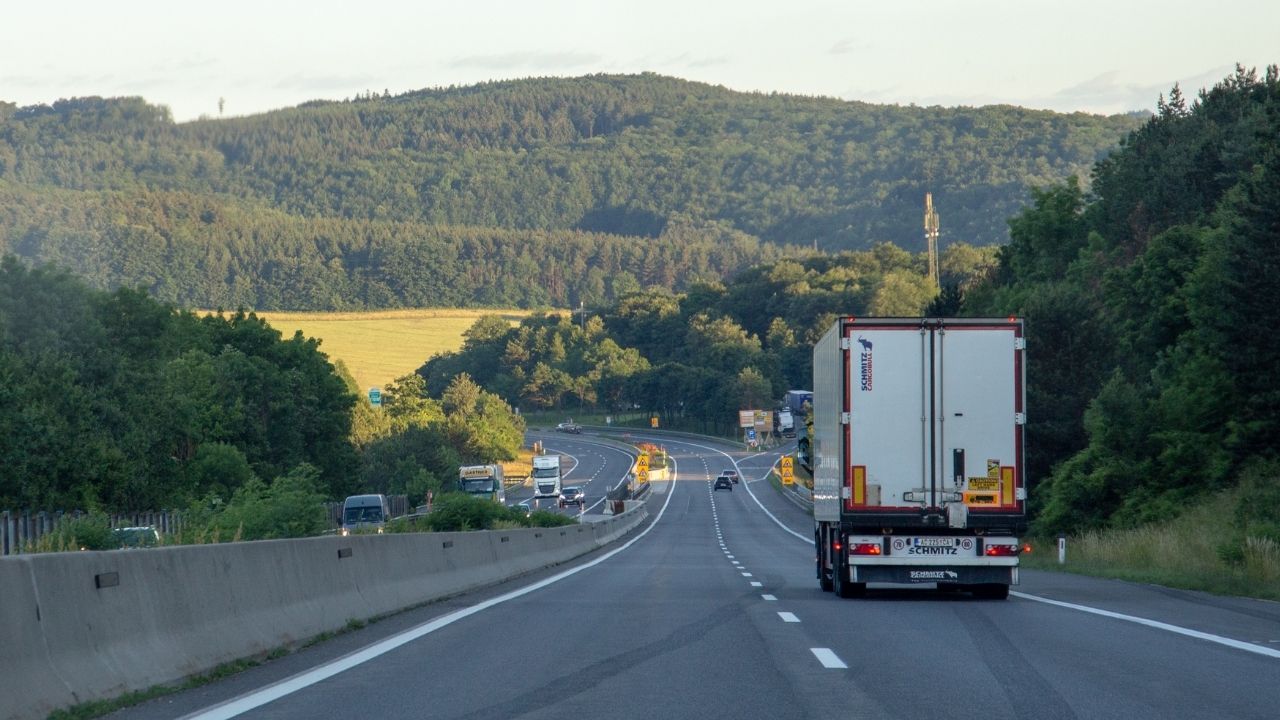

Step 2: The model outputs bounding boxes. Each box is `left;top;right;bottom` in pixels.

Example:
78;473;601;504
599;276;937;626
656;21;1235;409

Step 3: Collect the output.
46;514;116;551
529;510;575;528
424;493;512;531
198;464;330;541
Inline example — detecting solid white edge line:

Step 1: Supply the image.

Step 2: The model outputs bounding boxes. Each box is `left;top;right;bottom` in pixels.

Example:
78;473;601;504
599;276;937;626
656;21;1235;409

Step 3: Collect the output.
637;435;1280;664
1011;592;1280;660
181;453;682;720
811;648;847;669
778;612;800;623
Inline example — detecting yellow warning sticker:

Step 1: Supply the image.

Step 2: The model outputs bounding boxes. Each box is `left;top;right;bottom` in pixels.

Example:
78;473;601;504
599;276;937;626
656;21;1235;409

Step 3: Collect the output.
968;477;999;491
964;491;999;505
986;459;1001;479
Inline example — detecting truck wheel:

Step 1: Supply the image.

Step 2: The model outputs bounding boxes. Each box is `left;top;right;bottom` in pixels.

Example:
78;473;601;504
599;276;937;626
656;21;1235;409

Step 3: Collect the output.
832;547;866;599
973;583;1010;600
816;530;834;591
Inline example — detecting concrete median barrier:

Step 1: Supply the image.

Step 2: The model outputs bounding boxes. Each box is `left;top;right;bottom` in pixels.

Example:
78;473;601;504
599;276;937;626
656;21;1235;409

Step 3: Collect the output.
0;503;648;720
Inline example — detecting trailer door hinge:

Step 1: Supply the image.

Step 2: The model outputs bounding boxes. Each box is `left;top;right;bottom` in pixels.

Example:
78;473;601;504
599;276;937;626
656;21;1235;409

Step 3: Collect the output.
1014;413;1026;425
1014;337;1027;350
841;412;851;425
841;336;852;350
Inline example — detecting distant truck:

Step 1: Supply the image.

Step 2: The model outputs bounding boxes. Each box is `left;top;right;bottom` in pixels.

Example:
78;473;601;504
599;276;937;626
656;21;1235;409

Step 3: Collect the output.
458;465;507;504
531;454;563;499
784;390;813;414
777;408;796;438
812;317;1027;600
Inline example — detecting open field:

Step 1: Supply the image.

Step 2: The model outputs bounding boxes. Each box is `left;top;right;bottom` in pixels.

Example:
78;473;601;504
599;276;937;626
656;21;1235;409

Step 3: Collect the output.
241;309;540;392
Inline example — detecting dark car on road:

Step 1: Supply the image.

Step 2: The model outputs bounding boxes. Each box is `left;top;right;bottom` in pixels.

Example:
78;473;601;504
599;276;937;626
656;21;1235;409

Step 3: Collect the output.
555;422;581;434
713;475;733;491
559;486;585;508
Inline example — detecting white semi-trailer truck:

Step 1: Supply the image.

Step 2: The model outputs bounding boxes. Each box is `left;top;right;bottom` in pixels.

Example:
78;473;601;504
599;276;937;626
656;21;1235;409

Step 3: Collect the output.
813;317;1028;599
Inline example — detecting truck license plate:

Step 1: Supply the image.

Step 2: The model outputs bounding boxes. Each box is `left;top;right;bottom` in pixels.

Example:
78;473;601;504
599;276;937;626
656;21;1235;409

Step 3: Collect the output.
913;537;955;547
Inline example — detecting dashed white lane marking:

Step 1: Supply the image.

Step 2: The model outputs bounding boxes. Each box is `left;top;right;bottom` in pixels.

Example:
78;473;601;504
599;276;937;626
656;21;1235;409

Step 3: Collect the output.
812;648;847;669
778;612;800;623
761;593;776;600
741;572;753;577
750;582;763;587
1012;592;1280;660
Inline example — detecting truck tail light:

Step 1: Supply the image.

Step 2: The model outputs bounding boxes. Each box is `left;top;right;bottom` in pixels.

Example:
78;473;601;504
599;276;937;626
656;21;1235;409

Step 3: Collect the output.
849;543;882;556
984;544;1020;557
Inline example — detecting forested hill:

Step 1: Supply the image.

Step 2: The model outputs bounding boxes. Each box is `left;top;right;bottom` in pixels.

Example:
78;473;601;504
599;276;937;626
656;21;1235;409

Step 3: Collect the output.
0;74;1143;310
964;65;1280;537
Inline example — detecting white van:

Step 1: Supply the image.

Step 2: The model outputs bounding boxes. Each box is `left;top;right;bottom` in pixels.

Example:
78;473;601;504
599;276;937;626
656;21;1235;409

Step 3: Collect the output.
531;455;563;498
339;494;391;536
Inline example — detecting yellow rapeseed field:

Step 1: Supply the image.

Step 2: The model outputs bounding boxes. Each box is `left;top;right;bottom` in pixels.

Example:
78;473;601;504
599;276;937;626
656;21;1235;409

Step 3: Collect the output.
241;308;539;393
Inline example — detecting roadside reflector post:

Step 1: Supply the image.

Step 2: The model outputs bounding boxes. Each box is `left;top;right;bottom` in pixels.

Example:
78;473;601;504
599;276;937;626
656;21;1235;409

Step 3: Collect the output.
1057;535;1067;565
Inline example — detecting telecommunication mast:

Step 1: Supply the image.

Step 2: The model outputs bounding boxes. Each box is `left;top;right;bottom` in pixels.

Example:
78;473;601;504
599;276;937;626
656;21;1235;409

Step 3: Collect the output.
924;193;940;286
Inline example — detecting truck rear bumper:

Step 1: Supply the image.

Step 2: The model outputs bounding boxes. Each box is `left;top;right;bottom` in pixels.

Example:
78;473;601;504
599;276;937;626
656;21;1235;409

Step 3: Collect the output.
850;564;1017;585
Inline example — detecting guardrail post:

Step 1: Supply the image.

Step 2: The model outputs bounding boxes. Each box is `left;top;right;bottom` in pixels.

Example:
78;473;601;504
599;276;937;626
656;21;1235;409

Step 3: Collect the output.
1057;535;1066;565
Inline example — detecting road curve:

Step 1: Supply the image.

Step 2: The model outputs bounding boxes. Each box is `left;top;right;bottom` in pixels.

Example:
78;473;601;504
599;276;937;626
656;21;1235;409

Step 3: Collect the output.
112;432;1280;720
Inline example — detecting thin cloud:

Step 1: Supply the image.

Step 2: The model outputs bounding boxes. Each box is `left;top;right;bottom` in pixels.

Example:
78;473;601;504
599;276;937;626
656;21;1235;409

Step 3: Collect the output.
829;38;867;55
272;72;381;92
688;55;729;69
448;51;601;71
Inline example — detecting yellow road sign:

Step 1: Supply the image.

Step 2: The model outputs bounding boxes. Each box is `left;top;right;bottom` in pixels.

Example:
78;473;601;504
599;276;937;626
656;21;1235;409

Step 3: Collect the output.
636;453;650;470
781;456;793;469
637;469;649;483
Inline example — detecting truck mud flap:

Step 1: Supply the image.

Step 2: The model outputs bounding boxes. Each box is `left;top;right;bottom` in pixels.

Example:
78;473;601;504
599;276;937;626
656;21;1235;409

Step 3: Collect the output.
853;566;1015;585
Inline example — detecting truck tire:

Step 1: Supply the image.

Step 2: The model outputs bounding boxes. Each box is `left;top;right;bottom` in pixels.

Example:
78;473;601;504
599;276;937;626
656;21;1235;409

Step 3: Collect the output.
973;583;1010;600
831;546;866;599
816;530;834;591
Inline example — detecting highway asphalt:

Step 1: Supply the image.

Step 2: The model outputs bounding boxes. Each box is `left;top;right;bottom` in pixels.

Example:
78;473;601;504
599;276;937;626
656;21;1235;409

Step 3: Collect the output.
111;432;1280;720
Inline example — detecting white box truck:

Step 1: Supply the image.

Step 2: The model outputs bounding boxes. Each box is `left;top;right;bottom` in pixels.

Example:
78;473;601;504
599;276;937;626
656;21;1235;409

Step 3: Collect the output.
531;454;563;499
777;408;796;438
813;317;1027;599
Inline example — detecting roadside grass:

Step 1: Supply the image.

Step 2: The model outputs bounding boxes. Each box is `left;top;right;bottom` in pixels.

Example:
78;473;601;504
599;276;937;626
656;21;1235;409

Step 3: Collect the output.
1022;487;1280;601
216;308;539;392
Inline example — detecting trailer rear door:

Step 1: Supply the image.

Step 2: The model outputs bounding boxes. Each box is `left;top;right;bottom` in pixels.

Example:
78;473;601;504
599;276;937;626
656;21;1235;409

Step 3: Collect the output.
843;319;1024;515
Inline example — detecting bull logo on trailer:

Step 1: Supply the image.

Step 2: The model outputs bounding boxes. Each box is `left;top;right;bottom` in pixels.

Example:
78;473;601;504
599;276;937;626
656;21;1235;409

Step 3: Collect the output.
857;336;873;391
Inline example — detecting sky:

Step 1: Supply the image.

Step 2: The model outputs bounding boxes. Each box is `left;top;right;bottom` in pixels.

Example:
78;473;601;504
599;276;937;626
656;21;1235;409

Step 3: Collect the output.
3;0;1276;122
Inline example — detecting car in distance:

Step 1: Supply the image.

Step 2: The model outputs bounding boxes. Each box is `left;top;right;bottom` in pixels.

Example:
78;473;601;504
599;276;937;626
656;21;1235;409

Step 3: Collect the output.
555;422;582;434
559;486;585;508
713;475;733;491
722;468;740;484
513;500;534;517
